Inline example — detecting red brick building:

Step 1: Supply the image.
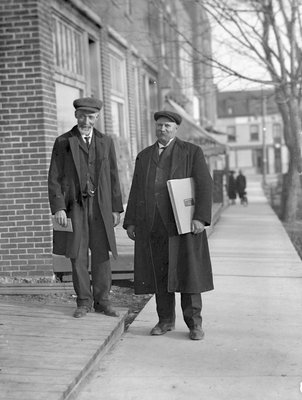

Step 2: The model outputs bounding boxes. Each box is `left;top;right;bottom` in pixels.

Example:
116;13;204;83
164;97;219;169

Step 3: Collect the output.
0;0;225;279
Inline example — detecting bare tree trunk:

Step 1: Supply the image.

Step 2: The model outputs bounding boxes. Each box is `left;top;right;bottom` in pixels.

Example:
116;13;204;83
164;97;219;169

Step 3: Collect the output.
276;89;302;222
281;148;300;222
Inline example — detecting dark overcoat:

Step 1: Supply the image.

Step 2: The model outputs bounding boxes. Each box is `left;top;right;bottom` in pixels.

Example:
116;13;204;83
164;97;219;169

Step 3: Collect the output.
236;174;246;196
227;174;237;199
48;126;123;259
123;137;214;294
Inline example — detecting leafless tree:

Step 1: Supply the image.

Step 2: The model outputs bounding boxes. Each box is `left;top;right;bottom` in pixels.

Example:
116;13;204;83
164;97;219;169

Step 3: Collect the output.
199;0;302;222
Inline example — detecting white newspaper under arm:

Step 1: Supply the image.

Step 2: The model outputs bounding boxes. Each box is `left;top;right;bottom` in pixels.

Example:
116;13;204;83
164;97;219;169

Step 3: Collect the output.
167;177;195;235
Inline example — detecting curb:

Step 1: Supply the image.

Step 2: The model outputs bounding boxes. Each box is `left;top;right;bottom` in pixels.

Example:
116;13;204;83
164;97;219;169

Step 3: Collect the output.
0;283;75;295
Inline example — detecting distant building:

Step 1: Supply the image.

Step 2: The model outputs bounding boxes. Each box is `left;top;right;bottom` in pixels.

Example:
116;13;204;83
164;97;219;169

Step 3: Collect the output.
0;0;225;278
216;89;288;175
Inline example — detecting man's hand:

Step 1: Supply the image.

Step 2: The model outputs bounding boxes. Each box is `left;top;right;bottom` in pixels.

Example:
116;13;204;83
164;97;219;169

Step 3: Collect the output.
112;212;120;227
191;220;205;235
126;225;136;241
55;210;67;227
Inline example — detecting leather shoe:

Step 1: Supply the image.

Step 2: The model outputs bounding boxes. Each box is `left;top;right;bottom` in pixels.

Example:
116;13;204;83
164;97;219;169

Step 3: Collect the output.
95;305;120;317
189;327;205;340
150;322;175;336
73;306;89;318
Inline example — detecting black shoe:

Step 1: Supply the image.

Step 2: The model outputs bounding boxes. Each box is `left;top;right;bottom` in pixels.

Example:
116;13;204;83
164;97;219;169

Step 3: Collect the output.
189;327;205;340
73;306;89;318
95;305;120;317
150;322;175;336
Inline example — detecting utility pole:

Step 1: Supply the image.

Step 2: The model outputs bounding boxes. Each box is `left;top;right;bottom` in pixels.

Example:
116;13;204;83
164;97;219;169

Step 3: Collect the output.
262;91;267;185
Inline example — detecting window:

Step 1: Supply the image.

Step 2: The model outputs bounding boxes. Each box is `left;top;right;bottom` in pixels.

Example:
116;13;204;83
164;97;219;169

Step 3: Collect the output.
109;49;128;138
227;126;236;142
53;13;101;134
273;123;282;145
53;15;84;78
111;101;125;138
110;52;125;95
55;83;81;135
162;13;180;75
250;125;259;141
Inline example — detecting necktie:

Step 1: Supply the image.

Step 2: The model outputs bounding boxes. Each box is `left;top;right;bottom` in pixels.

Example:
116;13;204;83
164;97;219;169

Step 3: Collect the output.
159;145;167;157
84;136;90;150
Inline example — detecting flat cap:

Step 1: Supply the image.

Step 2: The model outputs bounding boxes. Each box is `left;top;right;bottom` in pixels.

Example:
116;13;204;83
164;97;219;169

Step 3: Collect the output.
73;97;103;113
154;110;182;125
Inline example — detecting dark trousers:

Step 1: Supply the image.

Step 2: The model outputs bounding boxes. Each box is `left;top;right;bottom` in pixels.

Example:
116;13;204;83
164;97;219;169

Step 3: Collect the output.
150;209;202;329
71;196;111;309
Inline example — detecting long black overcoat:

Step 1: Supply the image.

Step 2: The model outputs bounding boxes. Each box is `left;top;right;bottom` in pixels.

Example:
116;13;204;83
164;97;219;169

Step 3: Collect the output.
48;126;123;259
123;138;214;294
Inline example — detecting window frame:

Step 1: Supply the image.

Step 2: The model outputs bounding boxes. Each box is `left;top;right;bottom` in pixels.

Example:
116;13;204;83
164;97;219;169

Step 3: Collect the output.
227;125;236;142
250;124;259;142
52;13;85;81
273;123;282;144
108;45;129;139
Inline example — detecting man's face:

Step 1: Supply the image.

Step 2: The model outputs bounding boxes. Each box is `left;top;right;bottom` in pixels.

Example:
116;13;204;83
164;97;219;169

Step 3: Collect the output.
155;117;178;145
75;110;99;135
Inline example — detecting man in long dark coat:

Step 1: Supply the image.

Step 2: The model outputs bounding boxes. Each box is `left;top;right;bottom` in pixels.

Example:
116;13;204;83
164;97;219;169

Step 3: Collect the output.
123;110;213;340
236;170;247;204
48;97;123;318
227;170;237;205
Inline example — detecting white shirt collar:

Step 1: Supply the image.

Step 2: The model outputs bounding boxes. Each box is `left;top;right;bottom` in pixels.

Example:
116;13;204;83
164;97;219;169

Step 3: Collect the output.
78;127;93;139
158;137;175;149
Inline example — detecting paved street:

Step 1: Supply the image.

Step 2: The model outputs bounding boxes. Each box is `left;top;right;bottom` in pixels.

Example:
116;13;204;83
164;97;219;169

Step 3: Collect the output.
75;176;302;400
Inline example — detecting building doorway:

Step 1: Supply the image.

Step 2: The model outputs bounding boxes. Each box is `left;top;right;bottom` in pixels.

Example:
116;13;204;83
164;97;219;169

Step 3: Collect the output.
253;148;263;174
274;147;282;173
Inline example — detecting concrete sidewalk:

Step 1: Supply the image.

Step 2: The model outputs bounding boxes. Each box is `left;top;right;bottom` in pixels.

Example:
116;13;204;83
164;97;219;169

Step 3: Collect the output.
0;204;222;400
75;176;302;400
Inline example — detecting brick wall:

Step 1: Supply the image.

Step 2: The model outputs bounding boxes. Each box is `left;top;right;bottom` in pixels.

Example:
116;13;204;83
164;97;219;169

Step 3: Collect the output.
0;0;221;278
0;0;57;278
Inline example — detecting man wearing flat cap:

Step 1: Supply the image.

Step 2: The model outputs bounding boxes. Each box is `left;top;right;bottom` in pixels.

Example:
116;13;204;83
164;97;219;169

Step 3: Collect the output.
123;110;213;340
48;97;123;318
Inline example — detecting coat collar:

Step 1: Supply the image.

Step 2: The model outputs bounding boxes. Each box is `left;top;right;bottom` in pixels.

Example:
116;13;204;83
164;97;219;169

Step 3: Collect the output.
68;126;106;180
147;137;187;177
68;127;82;180
170;137;187;177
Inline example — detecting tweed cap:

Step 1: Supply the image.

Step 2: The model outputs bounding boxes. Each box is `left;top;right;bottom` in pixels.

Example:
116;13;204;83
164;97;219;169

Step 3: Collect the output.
154;110;182;125
73;97;103;113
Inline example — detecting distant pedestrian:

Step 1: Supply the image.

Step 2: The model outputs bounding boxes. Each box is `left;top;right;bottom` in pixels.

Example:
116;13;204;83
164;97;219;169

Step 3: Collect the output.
48;97;123;319
227;171;237;205
236;170;247;205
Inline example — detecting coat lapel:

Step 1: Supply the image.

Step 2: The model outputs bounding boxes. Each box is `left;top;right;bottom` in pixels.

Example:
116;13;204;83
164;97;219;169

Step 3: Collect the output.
94;129;106;161
145;138;187;180
78;137;89;153
170;138;187;178
143;144;157;201
151;142;159;164
68;127;81;182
